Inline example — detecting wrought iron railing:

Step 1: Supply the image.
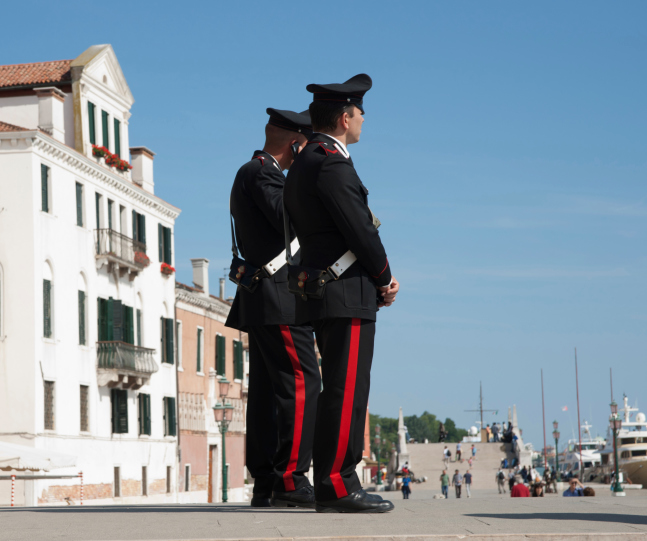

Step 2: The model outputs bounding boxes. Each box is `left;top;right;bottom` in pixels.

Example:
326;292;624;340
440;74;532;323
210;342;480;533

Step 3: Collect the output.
97;341;158;375
95;229;148;269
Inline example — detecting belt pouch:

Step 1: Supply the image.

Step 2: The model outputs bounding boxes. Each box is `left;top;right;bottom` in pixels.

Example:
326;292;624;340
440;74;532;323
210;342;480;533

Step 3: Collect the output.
229;255;265;293
288;265;334;300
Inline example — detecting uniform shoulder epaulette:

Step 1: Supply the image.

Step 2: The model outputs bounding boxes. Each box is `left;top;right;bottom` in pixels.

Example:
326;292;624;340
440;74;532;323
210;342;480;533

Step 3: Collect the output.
253;155;266;165
308;141;348;159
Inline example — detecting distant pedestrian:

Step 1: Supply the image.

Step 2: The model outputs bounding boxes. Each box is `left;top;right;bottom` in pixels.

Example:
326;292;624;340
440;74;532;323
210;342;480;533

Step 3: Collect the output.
456;442;462;462
511;476;530;497
471;444;477;459
492;422;500;442
438;422;447;443
531;481;544;497
443;446;451;467
464;470;473;498
563;477;584;497
496;468;507;494
468;456;473;469
508;469;515;492
440;470;449;499
452;469;463;498
401;475;411;499
486;424;492;442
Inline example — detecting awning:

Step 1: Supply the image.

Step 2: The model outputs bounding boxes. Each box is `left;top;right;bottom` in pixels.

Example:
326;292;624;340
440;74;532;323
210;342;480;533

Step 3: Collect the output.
0;442;76;472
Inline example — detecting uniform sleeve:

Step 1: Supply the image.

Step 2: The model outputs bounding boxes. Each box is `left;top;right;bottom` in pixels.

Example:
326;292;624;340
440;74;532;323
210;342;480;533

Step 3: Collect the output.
315;156;391;286
247;164;286;235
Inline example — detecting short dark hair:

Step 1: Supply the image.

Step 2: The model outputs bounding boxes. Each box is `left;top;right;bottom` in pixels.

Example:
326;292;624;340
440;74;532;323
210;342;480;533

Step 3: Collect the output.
309;101;356;132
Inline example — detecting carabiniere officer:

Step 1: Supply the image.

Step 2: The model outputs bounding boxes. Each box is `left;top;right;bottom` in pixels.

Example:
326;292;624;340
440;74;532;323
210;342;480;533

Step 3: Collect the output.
225;109;321;509
284;74;400;513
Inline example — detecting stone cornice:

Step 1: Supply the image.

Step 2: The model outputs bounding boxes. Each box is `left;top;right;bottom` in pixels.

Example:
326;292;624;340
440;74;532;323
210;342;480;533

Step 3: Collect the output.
176;289;231;318
0;130;180;220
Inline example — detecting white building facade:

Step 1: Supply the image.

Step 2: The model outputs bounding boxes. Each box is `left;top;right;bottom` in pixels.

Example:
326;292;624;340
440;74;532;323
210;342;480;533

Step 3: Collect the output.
0;45;181;505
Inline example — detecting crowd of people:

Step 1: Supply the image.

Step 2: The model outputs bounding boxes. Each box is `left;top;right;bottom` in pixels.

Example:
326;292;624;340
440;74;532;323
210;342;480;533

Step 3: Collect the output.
495;464;595;498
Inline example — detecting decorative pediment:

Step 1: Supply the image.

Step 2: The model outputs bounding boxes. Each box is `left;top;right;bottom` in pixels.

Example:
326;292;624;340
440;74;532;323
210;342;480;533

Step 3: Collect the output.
71;44;134;107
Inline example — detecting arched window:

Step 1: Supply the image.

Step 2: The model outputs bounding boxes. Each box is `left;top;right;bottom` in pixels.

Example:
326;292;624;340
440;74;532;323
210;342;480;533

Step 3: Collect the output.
78;273;87;345
43;261;53;338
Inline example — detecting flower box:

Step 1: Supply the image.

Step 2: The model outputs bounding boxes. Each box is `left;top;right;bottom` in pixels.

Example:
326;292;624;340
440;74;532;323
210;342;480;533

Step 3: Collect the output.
161;263;175;276
92;144;133;172
134;251;150;267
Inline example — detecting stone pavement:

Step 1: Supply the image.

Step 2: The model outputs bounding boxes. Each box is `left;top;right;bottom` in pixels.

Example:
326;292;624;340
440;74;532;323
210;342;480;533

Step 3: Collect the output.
2;488;647;541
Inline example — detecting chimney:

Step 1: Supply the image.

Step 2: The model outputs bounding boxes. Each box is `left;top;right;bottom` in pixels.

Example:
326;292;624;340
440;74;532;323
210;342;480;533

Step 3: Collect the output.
130;147;155;192
35;87;66;143
219;278;225;300
190;258;209;296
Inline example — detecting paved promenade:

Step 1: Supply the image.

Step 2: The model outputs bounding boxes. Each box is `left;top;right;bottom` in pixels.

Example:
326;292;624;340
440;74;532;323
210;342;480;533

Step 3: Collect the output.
2;488;647;541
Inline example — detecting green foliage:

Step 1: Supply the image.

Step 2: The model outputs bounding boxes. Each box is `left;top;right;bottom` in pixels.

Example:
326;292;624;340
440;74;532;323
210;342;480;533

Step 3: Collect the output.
443;417;468;443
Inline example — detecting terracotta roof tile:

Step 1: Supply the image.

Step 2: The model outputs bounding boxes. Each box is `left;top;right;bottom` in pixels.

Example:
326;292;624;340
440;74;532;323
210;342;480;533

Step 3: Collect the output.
0;60;72;89
0;120;28;132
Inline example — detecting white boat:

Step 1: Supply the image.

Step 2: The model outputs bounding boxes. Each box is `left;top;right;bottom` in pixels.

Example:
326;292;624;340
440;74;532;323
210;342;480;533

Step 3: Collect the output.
558;421;605;481
600;395;647;486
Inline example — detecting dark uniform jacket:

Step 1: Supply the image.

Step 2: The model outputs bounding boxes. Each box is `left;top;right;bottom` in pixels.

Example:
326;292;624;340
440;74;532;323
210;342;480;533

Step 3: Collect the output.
284;133;391;324
225;151;296;331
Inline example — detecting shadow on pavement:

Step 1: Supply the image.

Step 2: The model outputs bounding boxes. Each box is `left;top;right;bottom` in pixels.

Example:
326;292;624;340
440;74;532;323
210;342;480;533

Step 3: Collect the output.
469;514;647;526
0;505;312;514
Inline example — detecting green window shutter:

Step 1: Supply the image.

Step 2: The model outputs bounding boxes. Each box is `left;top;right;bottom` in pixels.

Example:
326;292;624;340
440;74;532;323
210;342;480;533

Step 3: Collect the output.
114;118;121;157
43;279;52;338
111;389;119;433
132;210;138;240
234;340;243;380
168;397;176;437
145;394;151;435
88;102;96;145
41;164;49;213
158;224;163;262
164;318;174;364
112;300;123;342
107;200;113;230
75;183;83;226
95;193;101;230
128;307;134;344
78;291;86;345
163;227;172;264
216;335;226;376
112;389;128;434
101;110;109;150
138;214;146;246
136;309;142;346
160;317;166;362
106;298;114;341
197;329;202;373
98;298;106;341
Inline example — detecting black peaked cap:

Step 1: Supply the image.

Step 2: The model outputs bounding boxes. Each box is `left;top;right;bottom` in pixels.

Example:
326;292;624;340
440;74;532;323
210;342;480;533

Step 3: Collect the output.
306;74;372;113
266;108;312;135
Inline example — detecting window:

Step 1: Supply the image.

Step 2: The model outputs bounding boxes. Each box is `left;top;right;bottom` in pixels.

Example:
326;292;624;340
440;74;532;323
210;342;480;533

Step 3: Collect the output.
114;466;121;497
163;397;176;437
166;466;172;494
78;290;86;345
107;199;114;230
138;393;151;436
95;193;102;230
233;340;243;381
216;334;226;376
158;224;172;264
75;183;84;226
41;164;50;213
136;309;142;346
142;466;148;496
197;328;203;373
101;110;109;150
176;321;183;369
114;118;121;157
132;211;146;247
43;279;52;338
111;389;128;434
88;102;96;145
44;381;55;430
97;298;134;344
185;464;191;492
160;317;174;364
80;385;89;432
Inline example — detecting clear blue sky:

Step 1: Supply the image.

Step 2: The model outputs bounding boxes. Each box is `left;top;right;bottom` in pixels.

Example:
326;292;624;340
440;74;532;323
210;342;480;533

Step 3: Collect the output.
5;1;646;449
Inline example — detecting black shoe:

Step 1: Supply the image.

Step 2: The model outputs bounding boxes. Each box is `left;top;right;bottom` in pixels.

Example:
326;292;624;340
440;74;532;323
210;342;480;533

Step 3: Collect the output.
251;495;271;507
271;485;315;509
365;491;384;501
316;489;394;513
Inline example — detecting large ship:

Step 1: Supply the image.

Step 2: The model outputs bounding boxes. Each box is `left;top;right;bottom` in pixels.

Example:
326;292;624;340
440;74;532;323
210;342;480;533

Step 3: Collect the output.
600;395;647;486
558;421;605;481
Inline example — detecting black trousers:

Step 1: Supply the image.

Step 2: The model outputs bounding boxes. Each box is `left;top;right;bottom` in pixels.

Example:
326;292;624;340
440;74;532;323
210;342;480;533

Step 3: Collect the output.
312;318;375;502
246;324;320;494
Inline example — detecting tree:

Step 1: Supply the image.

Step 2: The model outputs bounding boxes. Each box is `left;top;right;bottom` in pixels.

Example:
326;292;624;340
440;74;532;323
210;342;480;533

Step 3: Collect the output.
443;417;468;443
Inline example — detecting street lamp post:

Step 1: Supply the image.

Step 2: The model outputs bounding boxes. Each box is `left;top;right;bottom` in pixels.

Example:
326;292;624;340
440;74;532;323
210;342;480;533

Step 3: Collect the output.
213;377;234;503
374;424;382;486
610;401;625;497
552;420;560;482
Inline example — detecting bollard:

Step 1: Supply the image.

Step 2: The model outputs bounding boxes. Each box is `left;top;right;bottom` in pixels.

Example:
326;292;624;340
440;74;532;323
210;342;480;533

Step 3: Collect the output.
11;474;15;507
79;471;83;505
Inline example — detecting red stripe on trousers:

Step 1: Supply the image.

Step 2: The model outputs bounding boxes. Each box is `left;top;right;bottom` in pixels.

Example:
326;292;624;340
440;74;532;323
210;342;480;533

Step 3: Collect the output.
280;325;306;492
330;318;361;498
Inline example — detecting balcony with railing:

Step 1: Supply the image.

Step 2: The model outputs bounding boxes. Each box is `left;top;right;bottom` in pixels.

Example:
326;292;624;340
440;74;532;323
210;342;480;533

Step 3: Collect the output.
96;341;158;389
95;229;149;278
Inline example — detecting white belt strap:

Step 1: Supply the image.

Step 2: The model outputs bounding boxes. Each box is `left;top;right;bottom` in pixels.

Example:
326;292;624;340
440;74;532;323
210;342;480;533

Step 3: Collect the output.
264;238;300;276
327;250;357;279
